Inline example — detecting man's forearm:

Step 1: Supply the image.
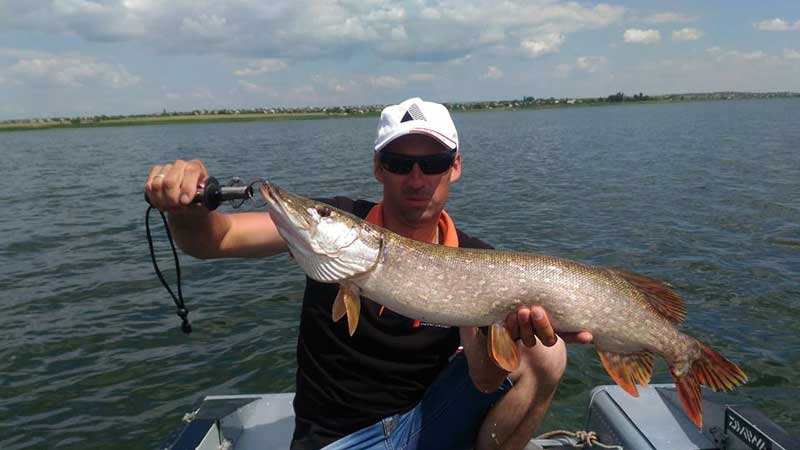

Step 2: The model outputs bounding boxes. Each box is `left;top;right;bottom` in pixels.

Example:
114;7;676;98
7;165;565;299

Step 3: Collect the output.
167;209;232;259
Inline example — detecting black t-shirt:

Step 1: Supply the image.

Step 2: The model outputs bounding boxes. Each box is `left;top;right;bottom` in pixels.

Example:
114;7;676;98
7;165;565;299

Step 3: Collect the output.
290;197;493;450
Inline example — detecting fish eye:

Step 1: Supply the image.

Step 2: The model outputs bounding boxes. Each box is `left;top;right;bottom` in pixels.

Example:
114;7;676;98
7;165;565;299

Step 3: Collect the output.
316;206;332;217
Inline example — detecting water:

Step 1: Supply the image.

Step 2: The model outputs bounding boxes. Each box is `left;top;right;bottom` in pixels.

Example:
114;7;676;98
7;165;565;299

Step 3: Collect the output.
1;99;798;449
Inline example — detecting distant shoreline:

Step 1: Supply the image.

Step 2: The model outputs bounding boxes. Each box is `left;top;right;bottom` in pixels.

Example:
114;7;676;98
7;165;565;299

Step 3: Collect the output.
2;94;797;133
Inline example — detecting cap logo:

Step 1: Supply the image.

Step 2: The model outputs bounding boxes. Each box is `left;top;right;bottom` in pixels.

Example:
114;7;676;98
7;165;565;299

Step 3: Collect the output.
401;103;426;123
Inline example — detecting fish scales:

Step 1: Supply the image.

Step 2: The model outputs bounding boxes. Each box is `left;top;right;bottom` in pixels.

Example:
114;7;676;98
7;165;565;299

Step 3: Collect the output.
357;232;685;357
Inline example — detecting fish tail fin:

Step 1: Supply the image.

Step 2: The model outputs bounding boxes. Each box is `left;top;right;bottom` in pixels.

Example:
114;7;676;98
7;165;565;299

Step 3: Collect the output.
671;339;748;428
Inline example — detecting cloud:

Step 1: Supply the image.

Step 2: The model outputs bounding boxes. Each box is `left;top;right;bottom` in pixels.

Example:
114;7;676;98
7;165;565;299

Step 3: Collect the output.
624;29;661;44
1;52;139;88
368;75;405;89
237;80;271;94
754;18;787;31
0;1;625;62
552;56;607;78
409;73;436;82
672;28;703;42
234;59;287;77
576;56;607;72
621;47;799;96
783;49;800;60
705;47;766;62
520;33;565;58
640;11;696;24
754;18;800;31
482;66;503;80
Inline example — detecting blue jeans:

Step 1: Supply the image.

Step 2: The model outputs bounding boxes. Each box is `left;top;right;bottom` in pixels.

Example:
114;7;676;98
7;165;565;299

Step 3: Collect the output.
322;353;512;450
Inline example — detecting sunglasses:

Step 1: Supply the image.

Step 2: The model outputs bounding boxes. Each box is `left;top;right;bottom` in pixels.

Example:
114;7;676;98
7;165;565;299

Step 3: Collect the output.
379;150;457;175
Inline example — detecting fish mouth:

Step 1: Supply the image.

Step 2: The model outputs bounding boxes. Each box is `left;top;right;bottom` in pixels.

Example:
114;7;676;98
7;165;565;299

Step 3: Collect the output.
260;183;312;230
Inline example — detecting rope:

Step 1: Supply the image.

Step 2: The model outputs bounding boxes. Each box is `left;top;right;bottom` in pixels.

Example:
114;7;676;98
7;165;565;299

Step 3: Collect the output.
146;206;192;334
534;430;623;449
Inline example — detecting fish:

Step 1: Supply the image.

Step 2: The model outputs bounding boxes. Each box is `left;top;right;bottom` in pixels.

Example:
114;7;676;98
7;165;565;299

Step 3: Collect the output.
259;182;747;428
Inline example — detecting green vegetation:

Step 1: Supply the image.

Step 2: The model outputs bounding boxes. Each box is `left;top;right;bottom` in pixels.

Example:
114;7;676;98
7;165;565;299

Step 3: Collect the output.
2;91;798;132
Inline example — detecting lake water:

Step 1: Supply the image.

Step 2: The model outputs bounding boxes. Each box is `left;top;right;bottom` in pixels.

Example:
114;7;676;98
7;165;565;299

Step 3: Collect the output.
1;99;798;449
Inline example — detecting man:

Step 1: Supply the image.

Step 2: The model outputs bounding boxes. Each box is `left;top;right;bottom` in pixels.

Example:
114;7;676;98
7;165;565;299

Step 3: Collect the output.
145;97;591;450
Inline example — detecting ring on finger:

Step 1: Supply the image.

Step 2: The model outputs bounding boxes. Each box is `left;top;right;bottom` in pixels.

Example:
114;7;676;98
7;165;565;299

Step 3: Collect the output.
154;174;166;179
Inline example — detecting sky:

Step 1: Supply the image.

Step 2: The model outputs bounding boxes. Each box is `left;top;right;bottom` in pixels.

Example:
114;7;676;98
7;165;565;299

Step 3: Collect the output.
1;0;799;120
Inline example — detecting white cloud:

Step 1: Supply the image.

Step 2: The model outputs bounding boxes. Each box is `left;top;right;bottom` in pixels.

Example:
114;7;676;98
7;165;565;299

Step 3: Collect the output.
420;7;440;20
754;18;798;31
234;59;287;77
576;56;607;72
705;47;766;62
2;52;139;88
624;29;661;44
520;33;565;58
784;49;800;60
672;28;703;42
482;66;503;80
640;12;696;24
237;80;271;94
621;48;799;95
409;73;436;82
757;18;785;31
369;75;405;89
552;56;607;78
0;1;625;62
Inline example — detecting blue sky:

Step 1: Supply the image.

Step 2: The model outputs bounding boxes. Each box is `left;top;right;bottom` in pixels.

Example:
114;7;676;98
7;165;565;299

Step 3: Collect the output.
1;0;798;120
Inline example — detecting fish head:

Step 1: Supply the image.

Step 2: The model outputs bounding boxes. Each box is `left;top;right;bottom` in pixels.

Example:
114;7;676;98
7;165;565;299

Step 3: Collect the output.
260;183;382;283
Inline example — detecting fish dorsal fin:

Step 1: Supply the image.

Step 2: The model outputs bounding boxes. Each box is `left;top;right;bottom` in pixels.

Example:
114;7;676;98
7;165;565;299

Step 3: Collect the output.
332;284;361;336
597;349;655;397
608;268;686;323
487;323;520;372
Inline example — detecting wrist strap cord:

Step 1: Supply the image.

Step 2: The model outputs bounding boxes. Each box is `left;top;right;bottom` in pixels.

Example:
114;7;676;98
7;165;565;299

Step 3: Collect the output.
146;206;192;334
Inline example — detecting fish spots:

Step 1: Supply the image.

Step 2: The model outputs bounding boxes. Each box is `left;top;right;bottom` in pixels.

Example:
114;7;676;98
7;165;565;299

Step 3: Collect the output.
547;265;562;273
437;274;445;281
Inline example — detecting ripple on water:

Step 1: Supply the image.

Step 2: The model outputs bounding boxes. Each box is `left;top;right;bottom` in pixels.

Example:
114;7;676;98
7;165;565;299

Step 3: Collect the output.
2;101;799;449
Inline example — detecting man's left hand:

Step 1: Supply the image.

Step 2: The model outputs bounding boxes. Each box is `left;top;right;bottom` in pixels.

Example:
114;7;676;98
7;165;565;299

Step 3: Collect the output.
505;305;593;347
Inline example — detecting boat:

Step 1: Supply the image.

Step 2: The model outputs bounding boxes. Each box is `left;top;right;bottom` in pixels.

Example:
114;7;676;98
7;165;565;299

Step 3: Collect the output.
162;384;797;450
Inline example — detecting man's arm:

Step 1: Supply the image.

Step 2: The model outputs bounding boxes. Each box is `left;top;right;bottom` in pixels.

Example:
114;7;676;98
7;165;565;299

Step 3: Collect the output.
145;159;288;259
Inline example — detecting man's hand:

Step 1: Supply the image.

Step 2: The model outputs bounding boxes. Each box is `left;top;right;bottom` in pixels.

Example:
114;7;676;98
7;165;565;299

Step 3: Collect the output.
505;305;593;347
145;159;209;213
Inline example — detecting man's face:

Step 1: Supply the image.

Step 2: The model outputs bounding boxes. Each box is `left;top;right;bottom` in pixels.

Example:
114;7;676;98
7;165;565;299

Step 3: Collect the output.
374;134;461;225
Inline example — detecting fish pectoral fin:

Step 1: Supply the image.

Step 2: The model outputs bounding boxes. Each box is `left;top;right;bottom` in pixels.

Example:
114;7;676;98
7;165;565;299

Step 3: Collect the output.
488;323;520;372
332;284;361;336
332;286;347;322
597;349;655;397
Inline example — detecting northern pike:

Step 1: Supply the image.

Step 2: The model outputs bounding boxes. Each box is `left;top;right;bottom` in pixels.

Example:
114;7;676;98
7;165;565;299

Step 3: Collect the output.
260;183;747;428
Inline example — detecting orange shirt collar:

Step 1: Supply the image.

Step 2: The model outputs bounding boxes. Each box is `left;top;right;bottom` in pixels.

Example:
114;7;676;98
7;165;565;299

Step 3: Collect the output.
365;202;459;248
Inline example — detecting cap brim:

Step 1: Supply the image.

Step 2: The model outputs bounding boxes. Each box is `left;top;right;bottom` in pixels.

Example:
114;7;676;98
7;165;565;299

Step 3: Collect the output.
374;126;457;152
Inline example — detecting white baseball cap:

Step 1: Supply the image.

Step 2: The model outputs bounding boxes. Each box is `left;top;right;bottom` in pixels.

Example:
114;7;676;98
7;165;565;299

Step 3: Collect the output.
374;97;459;152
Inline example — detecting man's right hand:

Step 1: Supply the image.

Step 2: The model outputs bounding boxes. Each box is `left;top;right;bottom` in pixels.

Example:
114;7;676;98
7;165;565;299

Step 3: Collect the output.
145;159;208;213
144;159;287;259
